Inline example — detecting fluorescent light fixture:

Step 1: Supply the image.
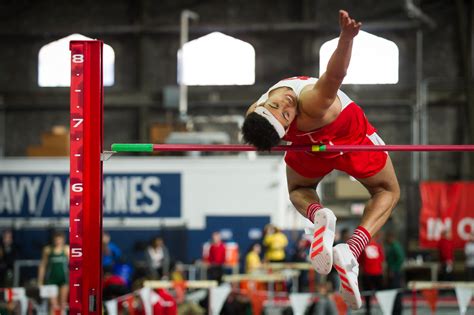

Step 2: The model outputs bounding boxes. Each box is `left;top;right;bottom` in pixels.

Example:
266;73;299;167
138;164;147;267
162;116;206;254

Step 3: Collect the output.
178;32;255;86
39;34;115;87
319;31;399;84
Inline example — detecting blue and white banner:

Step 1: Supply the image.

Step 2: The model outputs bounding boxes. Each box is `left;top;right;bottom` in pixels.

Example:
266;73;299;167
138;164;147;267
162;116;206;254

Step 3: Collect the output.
0;173;181;218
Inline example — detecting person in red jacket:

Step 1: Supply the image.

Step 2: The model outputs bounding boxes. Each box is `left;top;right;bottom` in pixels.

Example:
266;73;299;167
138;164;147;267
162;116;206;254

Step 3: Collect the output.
438;229;454;281
208;231;226;283
359;235;384;315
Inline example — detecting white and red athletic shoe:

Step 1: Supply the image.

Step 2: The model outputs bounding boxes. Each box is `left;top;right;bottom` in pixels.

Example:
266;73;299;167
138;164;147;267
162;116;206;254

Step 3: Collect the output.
333;243;362;310
309;208;336;275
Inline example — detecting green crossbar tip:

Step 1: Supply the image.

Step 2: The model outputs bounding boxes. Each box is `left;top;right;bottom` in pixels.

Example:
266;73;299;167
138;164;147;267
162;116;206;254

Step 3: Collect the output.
111;143;153;152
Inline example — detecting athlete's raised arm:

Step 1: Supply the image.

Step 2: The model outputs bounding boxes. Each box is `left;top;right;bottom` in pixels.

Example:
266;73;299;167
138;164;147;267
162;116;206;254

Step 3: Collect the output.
301;10;361;116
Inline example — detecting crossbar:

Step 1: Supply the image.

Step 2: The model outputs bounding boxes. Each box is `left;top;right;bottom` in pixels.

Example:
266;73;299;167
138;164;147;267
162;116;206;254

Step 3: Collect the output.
111;143;474;152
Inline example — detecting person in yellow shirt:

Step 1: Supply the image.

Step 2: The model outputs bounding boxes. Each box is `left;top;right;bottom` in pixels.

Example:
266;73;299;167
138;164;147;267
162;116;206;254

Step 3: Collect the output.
171;261;185;282
245;243;262;273
263;225;288;262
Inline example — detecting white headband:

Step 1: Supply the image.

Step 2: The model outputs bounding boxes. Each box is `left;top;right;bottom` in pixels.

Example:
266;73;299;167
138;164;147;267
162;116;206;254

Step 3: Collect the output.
254;106;286;138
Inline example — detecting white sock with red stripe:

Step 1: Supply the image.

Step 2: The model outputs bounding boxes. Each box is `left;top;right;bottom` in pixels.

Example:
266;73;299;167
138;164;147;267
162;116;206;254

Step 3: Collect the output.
306;202;324;223
347;226;371;259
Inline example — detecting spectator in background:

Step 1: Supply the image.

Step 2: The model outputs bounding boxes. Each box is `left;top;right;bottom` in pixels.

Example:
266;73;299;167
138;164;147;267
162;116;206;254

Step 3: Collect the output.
385;231;405;315
438;229;454;281
292;237;310;262
38;231;69;315
171;262;186;282
0;229;19;287
208;231;226;283
261;224;272;253
102;231;122;273
292;236;310;291
263;224;288;262
309;282;338;315
103;271;128;301
464;231;474;281
339;228;350;244
360;234;384;315
145;237;170;279
385;232;405;287
245;243;262;273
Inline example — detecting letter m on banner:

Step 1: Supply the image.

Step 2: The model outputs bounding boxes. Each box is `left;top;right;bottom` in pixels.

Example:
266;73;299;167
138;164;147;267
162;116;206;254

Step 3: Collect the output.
419;182;474;249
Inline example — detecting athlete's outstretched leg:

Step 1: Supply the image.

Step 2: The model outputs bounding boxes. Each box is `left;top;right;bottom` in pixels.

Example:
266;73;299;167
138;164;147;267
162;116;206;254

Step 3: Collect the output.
333;156;400;310
287;166;336;275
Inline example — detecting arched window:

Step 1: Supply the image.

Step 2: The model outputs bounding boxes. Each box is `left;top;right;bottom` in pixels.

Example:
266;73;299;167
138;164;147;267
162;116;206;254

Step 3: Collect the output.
38;34;115;87
178;32;255;86
319;31;399;84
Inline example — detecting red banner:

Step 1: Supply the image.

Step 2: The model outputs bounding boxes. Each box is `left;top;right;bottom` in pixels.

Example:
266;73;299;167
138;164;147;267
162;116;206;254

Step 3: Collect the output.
419;182;474;248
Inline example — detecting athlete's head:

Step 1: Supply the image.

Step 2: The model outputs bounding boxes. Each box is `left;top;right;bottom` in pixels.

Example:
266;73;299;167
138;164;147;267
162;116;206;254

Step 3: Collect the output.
212;231;222;244
249;242;261;254
242;88;297;150
102;231;111;244
152;237;164;248
52;231;65;247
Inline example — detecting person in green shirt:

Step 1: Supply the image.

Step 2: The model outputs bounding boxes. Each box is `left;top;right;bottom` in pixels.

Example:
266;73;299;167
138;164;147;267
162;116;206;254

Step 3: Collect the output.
38;231;69;315
385;231;405;315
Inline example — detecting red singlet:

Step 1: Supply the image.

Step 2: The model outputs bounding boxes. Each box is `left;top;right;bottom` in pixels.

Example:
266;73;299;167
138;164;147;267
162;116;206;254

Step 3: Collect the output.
258;76;388;179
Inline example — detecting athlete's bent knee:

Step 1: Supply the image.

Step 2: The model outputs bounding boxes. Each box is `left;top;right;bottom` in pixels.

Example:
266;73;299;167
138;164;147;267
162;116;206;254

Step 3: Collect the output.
387;186;400;212
288;188;301;206
288;184;317;210
392;183;401;205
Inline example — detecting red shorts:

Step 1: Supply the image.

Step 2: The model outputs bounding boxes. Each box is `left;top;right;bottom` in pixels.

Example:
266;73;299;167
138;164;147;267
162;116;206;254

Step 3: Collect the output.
284;132;388;179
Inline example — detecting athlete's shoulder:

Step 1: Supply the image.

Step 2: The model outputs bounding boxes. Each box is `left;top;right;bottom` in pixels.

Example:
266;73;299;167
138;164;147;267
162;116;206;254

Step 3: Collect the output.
43;245;52;254
277;76;318;96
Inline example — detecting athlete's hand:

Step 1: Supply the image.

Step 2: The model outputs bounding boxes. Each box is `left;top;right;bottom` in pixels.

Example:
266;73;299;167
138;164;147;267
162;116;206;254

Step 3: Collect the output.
339;10;362;40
